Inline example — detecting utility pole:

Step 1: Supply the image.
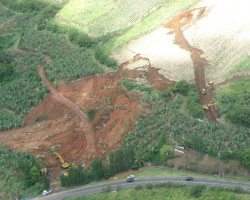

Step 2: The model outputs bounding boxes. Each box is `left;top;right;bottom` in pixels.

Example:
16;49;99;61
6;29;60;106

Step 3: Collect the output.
218;153;221;177
151;147;154;168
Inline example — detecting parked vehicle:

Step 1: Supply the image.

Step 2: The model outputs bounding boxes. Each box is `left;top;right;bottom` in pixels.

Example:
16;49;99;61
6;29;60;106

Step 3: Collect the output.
185;177;193;181
42;190;52;196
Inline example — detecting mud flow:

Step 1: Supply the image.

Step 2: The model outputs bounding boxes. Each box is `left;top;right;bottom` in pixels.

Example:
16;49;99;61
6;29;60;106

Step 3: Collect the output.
163;7;219;121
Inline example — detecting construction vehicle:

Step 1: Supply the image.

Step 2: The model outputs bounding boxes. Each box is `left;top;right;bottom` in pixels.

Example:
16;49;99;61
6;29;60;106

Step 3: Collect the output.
56;154;75;169
208;77;213;85
203;103;217;110
40;167;48;174
64;169;68;176
202;89;206;95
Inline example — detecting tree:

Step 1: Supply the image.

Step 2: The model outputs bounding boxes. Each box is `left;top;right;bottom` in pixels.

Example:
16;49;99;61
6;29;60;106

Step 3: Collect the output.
109;151;115;176
160;145;173;156
29;166;40;185
174;80;190;95
87;108;95;120
0;61;14;84
241;149;250;170
42;172;50;190
134;151;145;168
76;32;92;48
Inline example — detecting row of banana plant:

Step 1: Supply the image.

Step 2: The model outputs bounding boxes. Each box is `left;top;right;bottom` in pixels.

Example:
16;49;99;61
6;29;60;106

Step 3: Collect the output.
123;91;250;154
18;16;104;82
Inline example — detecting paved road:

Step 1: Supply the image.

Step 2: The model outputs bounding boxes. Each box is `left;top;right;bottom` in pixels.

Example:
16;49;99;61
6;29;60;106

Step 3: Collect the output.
40;177;250;200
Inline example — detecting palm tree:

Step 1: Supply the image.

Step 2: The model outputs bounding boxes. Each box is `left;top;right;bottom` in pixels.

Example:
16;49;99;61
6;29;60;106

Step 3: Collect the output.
134;152;145;168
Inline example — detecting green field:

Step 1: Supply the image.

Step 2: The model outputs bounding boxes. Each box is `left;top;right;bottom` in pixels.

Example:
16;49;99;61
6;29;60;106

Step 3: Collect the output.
56;0;116;27
55;0;201;51
226;55;250;78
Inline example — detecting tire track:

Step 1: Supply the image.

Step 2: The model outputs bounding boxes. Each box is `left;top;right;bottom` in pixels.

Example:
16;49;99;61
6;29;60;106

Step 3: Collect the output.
37;66;94;163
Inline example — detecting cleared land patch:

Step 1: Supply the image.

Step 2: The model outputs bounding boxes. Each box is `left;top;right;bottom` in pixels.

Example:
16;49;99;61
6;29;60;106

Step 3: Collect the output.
184;0;250;84
112;0;250;85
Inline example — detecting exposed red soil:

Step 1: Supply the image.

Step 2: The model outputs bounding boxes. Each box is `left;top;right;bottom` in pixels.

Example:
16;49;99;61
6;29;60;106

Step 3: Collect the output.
0;47;177;190
163;7;218;121
3;7;250;191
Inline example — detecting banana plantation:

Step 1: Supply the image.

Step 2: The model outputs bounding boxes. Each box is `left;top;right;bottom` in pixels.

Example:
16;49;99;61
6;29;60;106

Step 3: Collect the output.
123;91;250;155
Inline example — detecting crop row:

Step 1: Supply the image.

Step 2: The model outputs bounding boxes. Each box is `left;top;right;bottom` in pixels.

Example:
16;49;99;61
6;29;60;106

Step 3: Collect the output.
123;92;250;153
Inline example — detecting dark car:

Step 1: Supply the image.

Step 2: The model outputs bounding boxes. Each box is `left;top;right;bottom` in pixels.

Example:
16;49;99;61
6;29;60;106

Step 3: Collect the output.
126;178;134;183
185;177;193;181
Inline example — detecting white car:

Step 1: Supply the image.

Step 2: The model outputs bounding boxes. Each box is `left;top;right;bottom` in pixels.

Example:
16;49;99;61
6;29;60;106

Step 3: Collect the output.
198;118;204;122
127;175;135;179
42;190;52;196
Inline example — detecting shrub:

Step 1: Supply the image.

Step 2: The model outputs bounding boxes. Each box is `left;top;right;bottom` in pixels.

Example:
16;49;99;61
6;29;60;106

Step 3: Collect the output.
102;187;106;193
145;182;153;189
131;163;139;170
203;169;209;174
190;184;203;198
185;165;189;171
173;183;180;188
87;108;95;120
233;169;238;175
179;183;187;188
174;80;190;95
116;184;121;192
209;185;219;191
166;181;172;188
76;32;92;48
224;168;230;175
169;163;175;168
163;162;167;167
177;165;183;170
68;29;79;43
154;182;162;188
106;185;112;193
225;187;233;192
135;184;142;190
233;186;244;194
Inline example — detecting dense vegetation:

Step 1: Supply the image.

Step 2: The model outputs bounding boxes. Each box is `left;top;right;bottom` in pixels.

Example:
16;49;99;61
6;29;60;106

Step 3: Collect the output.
0;33;18;51
120;79;250;170
216;77;250;127
0;0;48;13
64;182;250;200
0;145;50;199
60;146;135;187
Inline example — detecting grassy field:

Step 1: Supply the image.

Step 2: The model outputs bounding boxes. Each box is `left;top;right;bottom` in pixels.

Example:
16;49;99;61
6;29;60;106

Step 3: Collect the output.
88;0;166;35
226;55;250;79
56;0;116;26
0;33;18;51
55;0;200;50
64;185;249;200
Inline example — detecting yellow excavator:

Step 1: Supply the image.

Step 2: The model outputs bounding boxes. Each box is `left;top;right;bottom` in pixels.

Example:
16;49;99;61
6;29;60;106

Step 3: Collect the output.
56;154;75;169
203;103;217;110
40;167;47;174
64;169;68;176
208;77;213;85
202;89;207;95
